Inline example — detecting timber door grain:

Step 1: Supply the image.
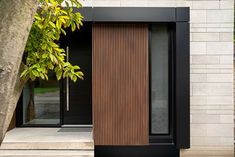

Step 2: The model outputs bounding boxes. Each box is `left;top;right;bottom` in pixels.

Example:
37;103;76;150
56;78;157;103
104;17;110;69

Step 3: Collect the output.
92;23;149;145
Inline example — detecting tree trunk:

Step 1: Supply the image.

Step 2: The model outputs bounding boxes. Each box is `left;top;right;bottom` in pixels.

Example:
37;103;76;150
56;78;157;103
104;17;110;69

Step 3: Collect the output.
2;64;28;138
0;0;38;145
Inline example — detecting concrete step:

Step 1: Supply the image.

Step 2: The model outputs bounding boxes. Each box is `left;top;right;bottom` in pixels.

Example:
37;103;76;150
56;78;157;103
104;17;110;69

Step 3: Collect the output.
0;141;94;150
0;128;94;150
0;150;94;157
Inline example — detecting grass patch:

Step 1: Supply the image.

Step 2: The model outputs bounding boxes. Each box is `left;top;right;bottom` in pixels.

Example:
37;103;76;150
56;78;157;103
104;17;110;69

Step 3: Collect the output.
34;87;59;94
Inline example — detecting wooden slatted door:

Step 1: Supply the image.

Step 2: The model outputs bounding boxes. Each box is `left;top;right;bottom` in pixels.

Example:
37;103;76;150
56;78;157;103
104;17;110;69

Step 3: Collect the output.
92;23;149;145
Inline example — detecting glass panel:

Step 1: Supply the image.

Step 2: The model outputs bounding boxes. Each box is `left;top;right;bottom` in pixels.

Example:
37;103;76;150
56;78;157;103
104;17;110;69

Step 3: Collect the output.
151;25;169;134
23;72;60;125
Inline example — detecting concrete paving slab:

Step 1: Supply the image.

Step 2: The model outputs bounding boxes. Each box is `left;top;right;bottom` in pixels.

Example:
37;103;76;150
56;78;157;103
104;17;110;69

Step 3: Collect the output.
0;128;94;150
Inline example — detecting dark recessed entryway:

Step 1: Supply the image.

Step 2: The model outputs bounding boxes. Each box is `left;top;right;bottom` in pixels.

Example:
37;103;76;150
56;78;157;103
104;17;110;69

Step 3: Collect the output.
60;23;92;126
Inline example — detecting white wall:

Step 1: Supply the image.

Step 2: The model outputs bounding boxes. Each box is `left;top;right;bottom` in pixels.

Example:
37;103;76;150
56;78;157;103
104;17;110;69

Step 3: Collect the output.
81;0;234;156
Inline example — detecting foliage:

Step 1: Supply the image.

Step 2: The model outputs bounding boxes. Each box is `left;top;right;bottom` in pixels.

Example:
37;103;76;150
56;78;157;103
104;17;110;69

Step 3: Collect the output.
20;0;84;82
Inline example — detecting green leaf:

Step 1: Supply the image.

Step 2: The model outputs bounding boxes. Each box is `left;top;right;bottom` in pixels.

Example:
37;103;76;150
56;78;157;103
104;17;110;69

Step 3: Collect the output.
60;16;69;20
56;20;62;29
57;0;64;4
44;74;49;80
48;63;54;70
61;28;66;35
20;69;28;78
32;70;39;77
42;53;48;59
39;73;45;79
56;70;62;80
49;53;55;62
64;62;70;67
49;21;56;28
35;15;41;21
72;75;77;82
42;43;47;50
76;72;84;80
71;22;76;32
54;47;64;52
73;65;80;70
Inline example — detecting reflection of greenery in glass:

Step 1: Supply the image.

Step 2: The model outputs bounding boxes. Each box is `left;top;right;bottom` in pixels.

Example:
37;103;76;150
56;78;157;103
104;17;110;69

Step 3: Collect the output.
34;87;59;94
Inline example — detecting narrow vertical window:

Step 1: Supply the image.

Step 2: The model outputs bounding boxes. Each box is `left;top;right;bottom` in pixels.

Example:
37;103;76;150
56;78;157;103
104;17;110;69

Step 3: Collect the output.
150;24;169;134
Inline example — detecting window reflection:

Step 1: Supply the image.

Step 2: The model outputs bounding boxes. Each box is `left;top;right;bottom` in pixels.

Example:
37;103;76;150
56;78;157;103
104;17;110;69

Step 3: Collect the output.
23;72;60;125
151;25;169;134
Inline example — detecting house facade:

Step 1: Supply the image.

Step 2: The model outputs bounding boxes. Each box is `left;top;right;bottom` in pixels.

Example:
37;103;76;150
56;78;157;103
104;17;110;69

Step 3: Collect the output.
6;0;234;157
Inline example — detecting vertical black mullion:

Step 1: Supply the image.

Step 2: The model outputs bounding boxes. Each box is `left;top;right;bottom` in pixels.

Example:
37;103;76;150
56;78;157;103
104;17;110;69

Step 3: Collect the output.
148;24;152;136
59;79;64;126
168;23;174;141
172;23;177;146
16;95;23;126
59;35;66;126
175;22;190;148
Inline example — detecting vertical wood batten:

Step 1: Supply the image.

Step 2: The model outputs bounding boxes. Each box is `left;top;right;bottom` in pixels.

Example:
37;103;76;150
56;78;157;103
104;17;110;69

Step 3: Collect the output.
92;23;149;145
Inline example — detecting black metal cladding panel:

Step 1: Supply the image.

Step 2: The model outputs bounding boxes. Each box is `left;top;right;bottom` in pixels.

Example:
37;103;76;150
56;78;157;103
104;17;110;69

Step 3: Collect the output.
95;145;179;157
75;7;93;21
75;7;190;22
92;7;175;22
176;7;190;22
175;22;190;149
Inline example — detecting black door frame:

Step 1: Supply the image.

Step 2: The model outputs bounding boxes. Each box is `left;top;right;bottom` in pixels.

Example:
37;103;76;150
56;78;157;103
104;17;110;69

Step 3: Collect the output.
60;23;92;127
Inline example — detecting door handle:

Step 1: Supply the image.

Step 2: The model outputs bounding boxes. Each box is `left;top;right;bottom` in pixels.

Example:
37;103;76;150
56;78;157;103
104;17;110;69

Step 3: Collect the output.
66;46;70;111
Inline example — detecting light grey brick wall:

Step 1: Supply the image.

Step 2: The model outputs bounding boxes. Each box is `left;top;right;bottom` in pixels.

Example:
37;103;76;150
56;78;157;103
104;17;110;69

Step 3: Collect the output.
81;0;234;156
187;1;234;157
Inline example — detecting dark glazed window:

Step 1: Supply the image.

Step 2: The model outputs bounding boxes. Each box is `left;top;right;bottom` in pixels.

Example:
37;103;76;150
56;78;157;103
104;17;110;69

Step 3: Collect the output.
22;73;60;125
150;24;169;134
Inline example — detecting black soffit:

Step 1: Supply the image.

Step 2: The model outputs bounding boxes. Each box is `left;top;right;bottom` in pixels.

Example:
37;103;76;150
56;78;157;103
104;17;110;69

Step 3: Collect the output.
74;7;190;22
